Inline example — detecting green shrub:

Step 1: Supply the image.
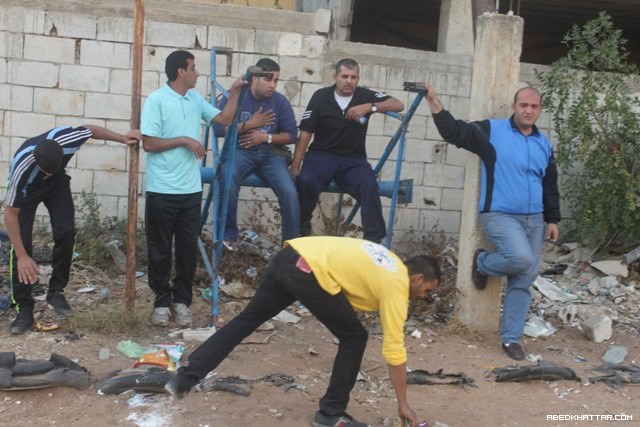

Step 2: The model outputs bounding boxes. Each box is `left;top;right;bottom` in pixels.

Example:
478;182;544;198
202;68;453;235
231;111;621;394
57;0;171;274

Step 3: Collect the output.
75;191;147;275
536;12;640;248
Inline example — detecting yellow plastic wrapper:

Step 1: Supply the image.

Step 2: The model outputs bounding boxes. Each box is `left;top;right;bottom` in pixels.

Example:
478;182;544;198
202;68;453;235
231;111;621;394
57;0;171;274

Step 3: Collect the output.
133;349;176;371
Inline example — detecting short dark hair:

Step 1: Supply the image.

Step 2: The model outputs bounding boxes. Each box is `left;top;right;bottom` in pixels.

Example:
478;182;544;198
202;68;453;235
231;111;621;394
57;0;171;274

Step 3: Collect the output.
33;139;63;174
404;255;441;283
513;86;542;104
256;58;280;72
334;58;359;74
165;50;194;82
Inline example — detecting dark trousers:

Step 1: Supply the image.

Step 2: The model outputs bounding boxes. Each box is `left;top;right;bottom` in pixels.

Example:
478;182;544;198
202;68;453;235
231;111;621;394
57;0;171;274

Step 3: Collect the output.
145;192;201;307
295;150;385;243
180;245;368;416
10;175;75;309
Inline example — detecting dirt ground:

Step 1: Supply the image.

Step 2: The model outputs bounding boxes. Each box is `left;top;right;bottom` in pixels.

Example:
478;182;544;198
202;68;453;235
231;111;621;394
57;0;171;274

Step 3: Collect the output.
0;256;639;427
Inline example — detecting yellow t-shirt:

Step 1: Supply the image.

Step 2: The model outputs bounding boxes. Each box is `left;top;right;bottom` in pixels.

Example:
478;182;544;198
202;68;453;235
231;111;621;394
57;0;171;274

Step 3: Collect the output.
287;236;409;366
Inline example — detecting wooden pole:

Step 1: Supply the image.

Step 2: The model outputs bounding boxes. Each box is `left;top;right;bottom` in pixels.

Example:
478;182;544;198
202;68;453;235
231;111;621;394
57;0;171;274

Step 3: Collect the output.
125;0;144;310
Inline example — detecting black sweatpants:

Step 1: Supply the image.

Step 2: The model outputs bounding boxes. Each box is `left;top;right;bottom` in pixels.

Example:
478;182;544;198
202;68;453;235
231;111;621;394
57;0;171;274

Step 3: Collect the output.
145;191;201;308
179;245;369;416
10;175;76;309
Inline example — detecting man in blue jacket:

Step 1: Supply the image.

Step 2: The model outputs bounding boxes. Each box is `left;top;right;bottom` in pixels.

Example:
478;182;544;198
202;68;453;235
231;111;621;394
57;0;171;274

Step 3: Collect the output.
216;58;299;249
424;84;560;360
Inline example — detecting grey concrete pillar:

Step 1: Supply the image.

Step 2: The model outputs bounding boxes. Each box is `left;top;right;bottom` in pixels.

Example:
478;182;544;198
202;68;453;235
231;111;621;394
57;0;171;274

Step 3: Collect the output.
438;0;474;55
456;13;524;331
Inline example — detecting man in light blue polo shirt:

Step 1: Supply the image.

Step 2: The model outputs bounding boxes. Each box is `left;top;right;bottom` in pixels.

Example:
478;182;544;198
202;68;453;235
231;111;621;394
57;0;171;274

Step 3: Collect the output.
141;50;245;327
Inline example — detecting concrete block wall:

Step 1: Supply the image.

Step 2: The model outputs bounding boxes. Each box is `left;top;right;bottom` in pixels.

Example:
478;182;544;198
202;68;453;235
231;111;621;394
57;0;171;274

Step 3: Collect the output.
0;0;528;251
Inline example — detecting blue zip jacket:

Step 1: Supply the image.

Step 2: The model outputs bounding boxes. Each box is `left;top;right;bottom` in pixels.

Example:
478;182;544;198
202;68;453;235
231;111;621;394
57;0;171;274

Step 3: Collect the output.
433;110;561;223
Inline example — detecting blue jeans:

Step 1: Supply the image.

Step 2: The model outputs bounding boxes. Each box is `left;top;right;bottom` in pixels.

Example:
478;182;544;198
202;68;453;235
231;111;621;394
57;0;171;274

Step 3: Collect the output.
220;148;300;243
477;212;545;344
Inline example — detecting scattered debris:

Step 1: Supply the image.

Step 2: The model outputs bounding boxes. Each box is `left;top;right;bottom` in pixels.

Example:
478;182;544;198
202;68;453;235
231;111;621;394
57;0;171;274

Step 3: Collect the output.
493;361;580;383
0;352;91;391
406;368;476;388
96;367;173;395
602;346;628;365
589;364;640;389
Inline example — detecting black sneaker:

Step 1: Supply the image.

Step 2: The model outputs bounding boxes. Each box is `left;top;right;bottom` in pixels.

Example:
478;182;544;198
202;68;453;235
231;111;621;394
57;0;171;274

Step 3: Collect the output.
471;248;488;290
164;373;196;399
311;411;370;427
46;291;72;318
10;308;34;335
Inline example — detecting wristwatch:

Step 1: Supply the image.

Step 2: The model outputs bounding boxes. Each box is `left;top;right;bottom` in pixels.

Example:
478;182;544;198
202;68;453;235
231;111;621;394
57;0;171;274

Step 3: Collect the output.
267;134;273;144
370;103;378;113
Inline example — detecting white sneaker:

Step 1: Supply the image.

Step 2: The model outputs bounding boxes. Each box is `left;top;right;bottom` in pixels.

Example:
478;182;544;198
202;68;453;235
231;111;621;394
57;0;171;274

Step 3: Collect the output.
172;303;192;327
151;307;170;326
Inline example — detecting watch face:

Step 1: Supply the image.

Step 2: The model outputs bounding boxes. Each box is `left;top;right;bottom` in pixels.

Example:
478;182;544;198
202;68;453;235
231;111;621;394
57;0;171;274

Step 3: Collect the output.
371;104;378;112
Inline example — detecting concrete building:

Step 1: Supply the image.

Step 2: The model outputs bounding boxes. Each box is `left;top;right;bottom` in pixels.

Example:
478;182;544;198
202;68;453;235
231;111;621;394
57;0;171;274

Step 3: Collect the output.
1;0;636;251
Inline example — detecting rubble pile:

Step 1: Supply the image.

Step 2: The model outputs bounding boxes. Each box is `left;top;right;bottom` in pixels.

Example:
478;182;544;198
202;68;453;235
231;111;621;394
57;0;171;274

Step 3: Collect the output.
529;242;640;340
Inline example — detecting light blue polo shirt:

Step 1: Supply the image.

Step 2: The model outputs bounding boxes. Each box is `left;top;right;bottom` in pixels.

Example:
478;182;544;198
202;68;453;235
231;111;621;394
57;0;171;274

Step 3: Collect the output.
141;83;220;194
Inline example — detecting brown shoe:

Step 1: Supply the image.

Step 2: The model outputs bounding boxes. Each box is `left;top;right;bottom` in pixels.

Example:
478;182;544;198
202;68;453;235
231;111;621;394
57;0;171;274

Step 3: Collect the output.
502;342;526;361
471;249;488;290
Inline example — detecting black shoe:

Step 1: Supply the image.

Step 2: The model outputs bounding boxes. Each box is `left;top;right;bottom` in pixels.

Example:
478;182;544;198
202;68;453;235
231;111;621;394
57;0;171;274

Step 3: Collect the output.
502;342;526;361
471;248;488;290
46;291;72;318
10;308;34;335
312;411;370;427
164;372;196;399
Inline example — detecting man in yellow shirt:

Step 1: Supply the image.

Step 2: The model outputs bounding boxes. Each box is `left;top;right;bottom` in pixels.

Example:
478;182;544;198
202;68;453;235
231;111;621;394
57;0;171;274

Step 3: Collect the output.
165;236;441;427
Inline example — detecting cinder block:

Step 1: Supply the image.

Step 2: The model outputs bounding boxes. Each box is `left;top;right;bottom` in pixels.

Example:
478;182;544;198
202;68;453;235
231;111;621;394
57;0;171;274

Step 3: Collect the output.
80;40;131;68
0;135;11;162
422;163;465;188
11;85;34;112
75;141;128;171
85;93;132;120
0;59;6;83
313;9;331;34
45;12;96;39
110;69;160;96
0;31;23;59
405;137;438;164
34;88;84;115
143;46;178;73
0;84;9;109
299;82;322;106
278;57;322;83
445;143;469;166
441;188;464;211
8;60;58;88
97;17;134;43
0;7;45;33
208;26;255;52
4;111;55;138
59;64;110;92
146;21;207;49
411;186;442;210
93;170;130;196
420;209;461;234
67;168;94;193
255;30;279;55
93;195;119;217
24;34;76;64
278;33;302;56
301;35;326;59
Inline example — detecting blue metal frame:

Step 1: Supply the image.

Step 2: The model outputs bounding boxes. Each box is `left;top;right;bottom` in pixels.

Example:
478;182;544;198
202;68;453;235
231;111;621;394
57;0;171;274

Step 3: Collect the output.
198;47;423;325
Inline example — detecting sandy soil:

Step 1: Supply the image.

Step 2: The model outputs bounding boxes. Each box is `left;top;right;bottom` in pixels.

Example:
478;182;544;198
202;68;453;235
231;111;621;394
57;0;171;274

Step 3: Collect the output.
0;256;638;427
